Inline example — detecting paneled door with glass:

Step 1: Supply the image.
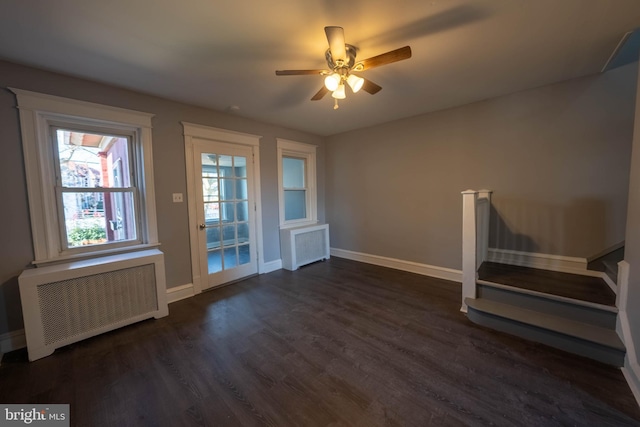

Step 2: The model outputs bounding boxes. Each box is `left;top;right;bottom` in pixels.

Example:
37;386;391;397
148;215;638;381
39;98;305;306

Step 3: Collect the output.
195;141;257;289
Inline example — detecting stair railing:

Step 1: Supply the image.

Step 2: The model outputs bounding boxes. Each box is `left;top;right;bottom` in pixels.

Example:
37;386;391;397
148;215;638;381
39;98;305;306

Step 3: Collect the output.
461;189;492;312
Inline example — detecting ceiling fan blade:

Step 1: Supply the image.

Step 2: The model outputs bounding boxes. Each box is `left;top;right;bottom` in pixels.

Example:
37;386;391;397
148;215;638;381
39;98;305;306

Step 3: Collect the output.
359;46;412;70
325;26;346;62
276;69;326;76
311;86;329;101
362;79;382;95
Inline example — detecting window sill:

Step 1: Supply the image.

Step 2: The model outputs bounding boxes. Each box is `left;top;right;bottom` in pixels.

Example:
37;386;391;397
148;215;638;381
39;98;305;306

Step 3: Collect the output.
32;243;162;267
279;220;319;230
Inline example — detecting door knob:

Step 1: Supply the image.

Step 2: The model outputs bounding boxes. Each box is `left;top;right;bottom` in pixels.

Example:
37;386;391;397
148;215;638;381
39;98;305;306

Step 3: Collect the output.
199;224;206;230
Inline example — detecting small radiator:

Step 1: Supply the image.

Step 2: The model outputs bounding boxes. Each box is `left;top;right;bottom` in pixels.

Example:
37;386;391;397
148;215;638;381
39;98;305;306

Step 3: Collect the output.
280;223;330;271
18;249;168;361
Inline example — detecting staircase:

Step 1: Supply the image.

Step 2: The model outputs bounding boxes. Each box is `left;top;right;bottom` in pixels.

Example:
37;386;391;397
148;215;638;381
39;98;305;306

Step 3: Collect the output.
465;261;624;367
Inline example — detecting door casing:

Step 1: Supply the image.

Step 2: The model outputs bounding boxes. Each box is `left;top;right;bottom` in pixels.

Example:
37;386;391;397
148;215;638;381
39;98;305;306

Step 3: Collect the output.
183;123;264;295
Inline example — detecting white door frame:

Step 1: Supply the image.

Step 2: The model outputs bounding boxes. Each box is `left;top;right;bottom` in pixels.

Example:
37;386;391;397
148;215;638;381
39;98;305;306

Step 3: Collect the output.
182;122;264;295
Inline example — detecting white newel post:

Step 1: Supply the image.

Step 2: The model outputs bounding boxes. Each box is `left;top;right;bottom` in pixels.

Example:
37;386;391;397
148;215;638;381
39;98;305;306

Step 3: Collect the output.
461;190;479;313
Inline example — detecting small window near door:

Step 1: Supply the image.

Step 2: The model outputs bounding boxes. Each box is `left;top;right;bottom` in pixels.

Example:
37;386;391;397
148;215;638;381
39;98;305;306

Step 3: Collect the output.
282;156;307;221
277;139;317;227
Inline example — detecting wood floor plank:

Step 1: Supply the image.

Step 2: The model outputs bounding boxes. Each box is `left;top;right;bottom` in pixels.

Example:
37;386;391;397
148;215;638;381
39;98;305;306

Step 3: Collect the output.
1;257;638;426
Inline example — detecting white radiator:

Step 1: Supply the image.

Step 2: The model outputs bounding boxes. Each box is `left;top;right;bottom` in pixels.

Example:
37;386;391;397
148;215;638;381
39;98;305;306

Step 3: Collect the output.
18;249;168;361
280;223;330;271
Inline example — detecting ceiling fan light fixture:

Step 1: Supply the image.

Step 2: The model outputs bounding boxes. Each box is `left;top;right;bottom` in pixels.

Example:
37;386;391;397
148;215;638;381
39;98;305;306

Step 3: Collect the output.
332;83;346;99
347;74;364;93
324;73;340;91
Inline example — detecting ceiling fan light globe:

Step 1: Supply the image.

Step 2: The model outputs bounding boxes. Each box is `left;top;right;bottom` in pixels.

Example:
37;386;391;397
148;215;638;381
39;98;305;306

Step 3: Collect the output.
332;84;346;99
324;74;340;91
347;74;364;93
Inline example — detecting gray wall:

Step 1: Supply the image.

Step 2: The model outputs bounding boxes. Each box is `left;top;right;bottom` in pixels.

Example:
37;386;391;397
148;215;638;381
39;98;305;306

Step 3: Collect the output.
326;63;637;270
0;60;325;337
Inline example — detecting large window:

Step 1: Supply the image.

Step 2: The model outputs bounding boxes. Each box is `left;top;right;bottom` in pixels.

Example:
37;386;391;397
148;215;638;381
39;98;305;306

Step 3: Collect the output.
277;139;317;227
12;88;158;264
54;128;139;249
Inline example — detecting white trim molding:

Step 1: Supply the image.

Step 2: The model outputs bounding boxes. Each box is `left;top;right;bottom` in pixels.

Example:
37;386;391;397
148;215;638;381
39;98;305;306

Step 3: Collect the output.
617;261;640;406
0;329;26;354
182;123;264;293
261;259;283;274
10;88;159;265
331;248;462;283
167;283;196;304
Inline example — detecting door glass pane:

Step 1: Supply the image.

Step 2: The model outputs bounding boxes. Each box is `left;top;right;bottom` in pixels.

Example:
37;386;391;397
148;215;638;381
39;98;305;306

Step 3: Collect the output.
208;249;222;274
202;178;219;202
220;202;235;222
222;224;236;245
239;244;250;265
236;201;248;222
206;226;221;249
220;178;235;201
204;202;220;222
234;156;247;177
219;155;233;176
200;151;251;277
236;179;247;200
224;247;238;268
201;154;218;176
238;223;249;243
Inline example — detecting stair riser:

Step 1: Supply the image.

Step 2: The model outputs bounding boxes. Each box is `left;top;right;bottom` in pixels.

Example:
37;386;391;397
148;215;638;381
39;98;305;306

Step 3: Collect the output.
467;308;625;367
477;284;617;329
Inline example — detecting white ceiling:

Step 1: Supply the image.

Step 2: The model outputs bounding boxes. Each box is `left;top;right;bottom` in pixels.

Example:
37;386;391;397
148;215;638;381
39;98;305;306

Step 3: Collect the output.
1;0;639;136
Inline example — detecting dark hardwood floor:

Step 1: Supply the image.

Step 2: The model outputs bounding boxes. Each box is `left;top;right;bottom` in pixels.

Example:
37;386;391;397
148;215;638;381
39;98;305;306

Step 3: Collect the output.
1;257;638;426
478;261;617;306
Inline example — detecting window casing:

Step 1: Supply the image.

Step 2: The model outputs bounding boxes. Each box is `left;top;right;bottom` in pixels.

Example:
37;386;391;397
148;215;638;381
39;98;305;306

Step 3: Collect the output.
277;139;317;227
12;88;159;265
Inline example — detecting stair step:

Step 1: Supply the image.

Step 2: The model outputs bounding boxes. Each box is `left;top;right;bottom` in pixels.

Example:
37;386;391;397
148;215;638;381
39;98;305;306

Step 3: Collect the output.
466;298;625;366
477;280;617;329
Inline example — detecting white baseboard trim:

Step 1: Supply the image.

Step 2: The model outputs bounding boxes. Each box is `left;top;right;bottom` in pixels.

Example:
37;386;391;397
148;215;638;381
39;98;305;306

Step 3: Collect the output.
261;259;282;274
0;329;26;354
167;283;195;304
487;248;588;273
330;248;462;283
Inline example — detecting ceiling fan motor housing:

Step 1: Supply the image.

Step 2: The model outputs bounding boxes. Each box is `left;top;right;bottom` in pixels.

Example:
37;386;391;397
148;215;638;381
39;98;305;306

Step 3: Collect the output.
326;44;358;71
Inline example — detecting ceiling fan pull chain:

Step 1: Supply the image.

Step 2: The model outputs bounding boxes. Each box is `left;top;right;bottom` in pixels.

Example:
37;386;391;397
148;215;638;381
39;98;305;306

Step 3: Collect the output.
334;98;339;110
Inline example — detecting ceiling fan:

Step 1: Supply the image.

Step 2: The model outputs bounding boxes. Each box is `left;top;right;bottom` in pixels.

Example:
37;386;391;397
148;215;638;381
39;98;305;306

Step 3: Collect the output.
276;26;412;109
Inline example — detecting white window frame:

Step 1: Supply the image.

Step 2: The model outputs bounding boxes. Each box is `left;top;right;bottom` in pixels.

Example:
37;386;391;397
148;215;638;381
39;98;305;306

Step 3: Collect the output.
11;88;159;265
277;138;317;228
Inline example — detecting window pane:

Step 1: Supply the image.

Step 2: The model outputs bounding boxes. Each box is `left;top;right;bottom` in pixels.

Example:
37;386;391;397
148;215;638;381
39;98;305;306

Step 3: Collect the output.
201;153;218;177
284;190;307;221
238;222;249;243
239;244;250;265
236;201;248;221
283;157;305;188
204;202;220;222
224;247;238;268
222;224;236;245
62;191;136;247
206;226;221;249
234;156;247;178
56;129;131;188
236;178;247;200
202;178;219;202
